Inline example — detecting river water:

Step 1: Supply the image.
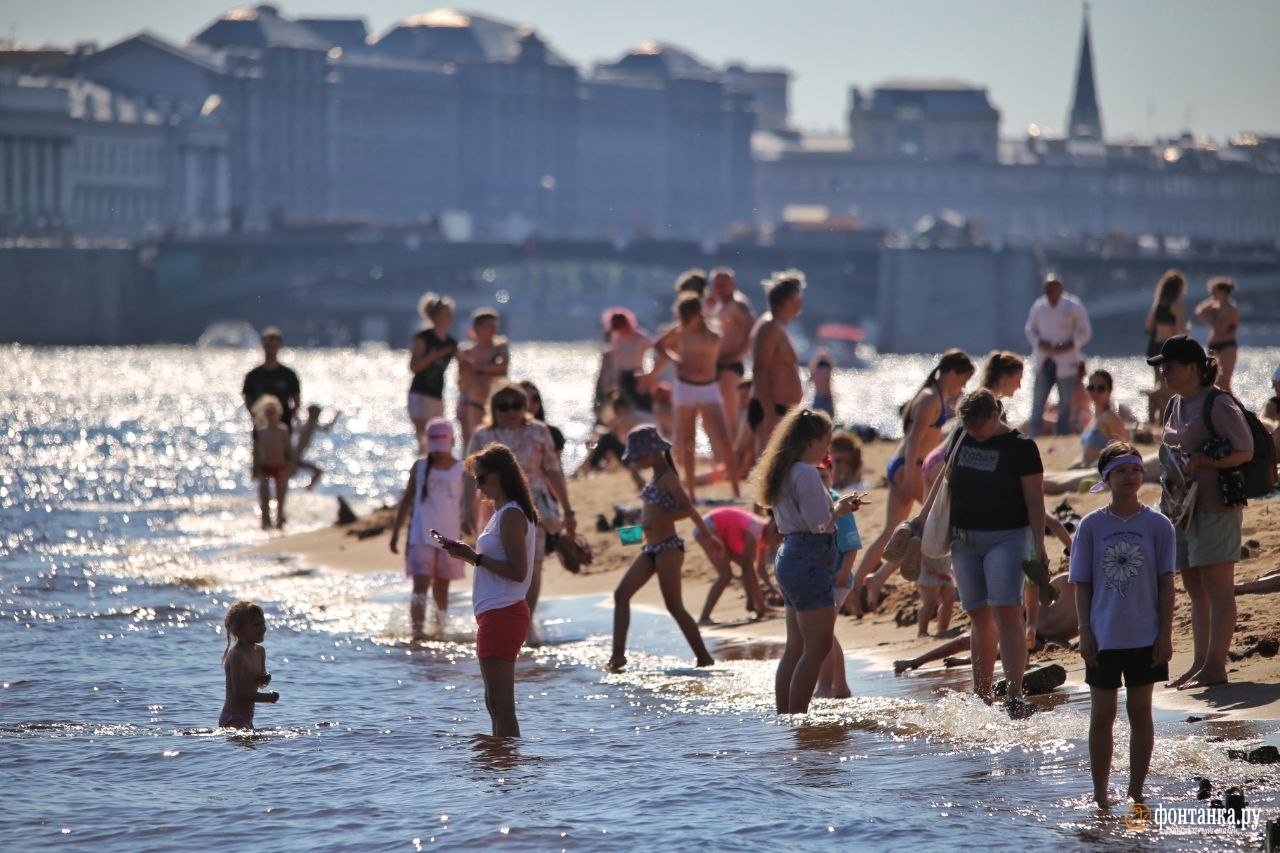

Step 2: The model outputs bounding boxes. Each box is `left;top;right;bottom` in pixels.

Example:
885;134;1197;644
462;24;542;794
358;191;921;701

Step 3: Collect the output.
3;344;1279;850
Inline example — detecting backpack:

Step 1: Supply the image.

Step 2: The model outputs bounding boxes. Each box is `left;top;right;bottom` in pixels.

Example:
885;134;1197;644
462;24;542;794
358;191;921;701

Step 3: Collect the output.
1203;388;1279;499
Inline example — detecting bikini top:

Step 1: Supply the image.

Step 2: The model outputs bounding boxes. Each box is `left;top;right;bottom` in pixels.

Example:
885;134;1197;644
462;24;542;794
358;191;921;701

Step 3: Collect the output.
904;384;950;432
1154;302;1176;325
1080;420;1110;450
640;481;680;511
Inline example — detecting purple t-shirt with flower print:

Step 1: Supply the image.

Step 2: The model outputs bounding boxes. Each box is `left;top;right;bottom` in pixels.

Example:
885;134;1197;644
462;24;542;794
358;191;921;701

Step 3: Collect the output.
1068;506;1175;651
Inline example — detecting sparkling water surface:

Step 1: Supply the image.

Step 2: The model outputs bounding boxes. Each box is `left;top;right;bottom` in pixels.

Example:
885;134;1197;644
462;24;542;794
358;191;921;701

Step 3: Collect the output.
3;344;1279;850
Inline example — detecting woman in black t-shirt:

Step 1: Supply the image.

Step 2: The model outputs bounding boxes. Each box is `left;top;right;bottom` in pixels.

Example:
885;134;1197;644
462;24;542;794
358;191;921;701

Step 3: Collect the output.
915;388;1046;711
408;293;458;454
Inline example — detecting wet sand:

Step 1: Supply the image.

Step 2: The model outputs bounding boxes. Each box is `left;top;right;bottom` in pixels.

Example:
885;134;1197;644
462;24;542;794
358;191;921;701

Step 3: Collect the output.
249;435;1280;721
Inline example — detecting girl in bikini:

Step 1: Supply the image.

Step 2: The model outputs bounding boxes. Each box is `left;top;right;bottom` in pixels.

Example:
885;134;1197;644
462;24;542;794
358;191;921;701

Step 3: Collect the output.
852;349;974;615
1195;277;1240;392
608;425;724;672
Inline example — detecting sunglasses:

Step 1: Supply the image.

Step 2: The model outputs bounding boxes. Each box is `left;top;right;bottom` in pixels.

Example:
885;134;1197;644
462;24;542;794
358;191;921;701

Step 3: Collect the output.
1086;384;1109;392
474;470;489;485
493;400;525;413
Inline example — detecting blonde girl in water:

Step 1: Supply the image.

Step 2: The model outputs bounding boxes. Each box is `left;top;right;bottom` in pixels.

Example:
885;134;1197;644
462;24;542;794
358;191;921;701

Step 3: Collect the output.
219;601;279;730
756;408;863;714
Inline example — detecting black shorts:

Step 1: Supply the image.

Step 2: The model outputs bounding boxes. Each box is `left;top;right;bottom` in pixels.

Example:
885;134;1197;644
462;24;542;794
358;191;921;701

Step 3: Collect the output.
717;361;745;378
1085;645;1168;690
747;398;790;432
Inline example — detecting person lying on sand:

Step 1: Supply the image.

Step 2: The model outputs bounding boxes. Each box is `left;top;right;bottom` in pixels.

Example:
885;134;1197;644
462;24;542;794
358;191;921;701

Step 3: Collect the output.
894;573;1077;674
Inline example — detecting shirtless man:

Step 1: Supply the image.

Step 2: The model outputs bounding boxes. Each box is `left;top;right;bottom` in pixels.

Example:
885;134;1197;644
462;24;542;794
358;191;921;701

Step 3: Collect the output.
706;268;756;430
748;271;806;452
649;294;740;500
457;308;509;451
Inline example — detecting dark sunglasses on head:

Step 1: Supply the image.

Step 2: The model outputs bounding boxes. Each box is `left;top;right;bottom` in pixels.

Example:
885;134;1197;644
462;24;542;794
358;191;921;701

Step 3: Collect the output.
494;400;525;413
1086;384;1109;392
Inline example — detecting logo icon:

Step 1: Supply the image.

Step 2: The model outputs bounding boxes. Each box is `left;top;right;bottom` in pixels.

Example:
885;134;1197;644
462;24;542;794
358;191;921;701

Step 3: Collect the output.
1125;803;1153;831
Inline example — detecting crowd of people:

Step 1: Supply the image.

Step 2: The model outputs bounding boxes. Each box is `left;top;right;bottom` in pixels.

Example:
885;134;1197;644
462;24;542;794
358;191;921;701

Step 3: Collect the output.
228;266;1279;809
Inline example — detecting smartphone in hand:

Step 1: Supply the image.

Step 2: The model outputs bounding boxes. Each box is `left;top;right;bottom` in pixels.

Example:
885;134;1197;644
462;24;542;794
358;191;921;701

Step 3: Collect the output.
430;529;463;550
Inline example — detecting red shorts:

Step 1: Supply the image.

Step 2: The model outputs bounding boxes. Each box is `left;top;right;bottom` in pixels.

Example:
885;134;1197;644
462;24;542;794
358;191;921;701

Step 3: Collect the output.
260;464;286;478
475;600;531;662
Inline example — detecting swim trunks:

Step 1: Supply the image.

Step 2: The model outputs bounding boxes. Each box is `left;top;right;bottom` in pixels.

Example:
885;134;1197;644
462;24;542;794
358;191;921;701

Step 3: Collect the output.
259;464;286;478
717;361;745;378
673;377;723;408
812;393;834;417
747;398;790;431
218;710;254;729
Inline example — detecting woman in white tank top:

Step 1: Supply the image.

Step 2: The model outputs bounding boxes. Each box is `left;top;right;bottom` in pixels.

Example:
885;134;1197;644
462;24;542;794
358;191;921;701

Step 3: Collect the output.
439;443;538;737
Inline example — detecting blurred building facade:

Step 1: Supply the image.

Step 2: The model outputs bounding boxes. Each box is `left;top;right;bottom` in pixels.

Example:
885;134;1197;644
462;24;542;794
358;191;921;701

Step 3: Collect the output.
755;10;1280;245
1;5;1277;246
0;4;760;240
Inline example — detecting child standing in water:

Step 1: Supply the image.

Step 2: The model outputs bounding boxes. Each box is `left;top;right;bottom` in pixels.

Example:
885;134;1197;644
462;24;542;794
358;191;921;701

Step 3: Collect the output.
220;601;279;729
1070;441;1175;808
251;395;292;529
609;426;723;672
815;453;865;698
390;418;465;639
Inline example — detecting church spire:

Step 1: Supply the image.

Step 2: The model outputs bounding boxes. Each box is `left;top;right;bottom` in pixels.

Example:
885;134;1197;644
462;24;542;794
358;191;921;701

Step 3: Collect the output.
1066;3;1103;140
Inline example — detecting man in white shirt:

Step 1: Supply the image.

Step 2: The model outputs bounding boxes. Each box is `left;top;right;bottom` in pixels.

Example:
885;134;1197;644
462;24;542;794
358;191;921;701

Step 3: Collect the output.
1024;275;1092;436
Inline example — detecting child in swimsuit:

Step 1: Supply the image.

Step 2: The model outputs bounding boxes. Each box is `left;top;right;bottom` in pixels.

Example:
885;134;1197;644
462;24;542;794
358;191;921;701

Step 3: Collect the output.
608;425;724;672
251;395;292;529
219;601;279;730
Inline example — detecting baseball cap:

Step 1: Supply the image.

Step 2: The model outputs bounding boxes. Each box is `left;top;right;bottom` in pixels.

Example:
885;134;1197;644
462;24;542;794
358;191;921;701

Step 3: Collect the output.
425;418;454;453
1146;335;1206;366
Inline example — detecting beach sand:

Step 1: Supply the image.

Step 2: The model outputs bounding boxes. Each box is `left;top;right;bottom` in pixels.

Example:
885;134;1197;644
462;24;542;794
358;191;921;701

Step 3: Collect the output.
249;436;1280;721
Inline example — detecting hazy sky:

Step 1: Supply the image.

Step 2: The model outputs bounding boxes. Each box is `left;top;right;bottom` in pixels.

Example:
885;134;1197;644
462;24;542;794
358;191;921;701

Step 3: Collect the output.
6;0;1279;139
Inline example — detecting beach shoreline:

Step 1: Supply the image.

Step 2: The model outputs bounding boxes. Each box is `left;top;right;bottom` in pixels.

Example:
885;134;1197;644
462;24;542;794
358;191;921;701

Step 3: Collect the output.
247;434;1280;722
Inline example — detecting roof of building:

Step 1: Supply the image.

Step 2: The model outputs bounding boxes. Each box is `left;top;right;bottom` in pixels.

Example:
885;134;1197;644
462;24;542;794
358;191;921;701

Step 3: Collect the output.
373;9;570;66
295;17;371;51
76;31;227;75
598;40;714;79
193;4;330;52
856;80;998;118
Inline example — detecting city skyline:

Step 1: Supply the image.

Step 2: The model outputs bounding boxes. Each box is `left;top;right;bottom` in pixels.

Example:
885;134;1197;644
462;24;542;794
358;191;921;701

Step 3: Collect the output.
4;0;1279;141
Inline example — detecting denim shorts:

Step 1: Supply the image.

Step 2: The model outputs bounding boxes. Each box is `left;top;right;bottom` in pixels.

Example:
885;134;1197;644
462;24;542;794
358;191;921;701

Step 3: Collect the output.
774;532;838;611
950;527;1031;611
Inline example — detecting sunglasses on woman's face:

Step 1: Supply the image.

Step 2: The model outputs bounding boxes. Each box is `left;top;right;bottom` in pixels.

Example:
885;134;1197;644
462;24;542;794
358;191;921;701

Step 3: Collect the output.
474;470;489;486
1086;384;1109;392
494;400;525;413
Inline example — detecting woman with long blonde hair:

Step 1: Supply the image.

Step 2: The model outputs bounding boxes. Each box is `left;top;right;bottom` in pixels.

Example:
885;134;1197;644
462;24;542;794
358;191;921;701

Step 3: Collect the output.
755;408;862;714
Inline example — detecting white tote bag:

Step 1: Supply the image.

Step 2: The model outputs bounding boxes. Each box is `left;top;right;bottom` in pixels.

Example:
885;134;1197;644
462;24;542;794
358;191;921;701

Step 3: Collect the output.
921;432;964;559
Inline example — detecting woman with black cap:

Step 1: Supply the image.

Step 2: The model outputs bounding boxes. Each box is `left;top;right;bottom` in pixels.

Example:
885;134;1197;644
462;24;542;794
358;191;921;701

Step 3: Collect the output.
1147;335;1253;690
